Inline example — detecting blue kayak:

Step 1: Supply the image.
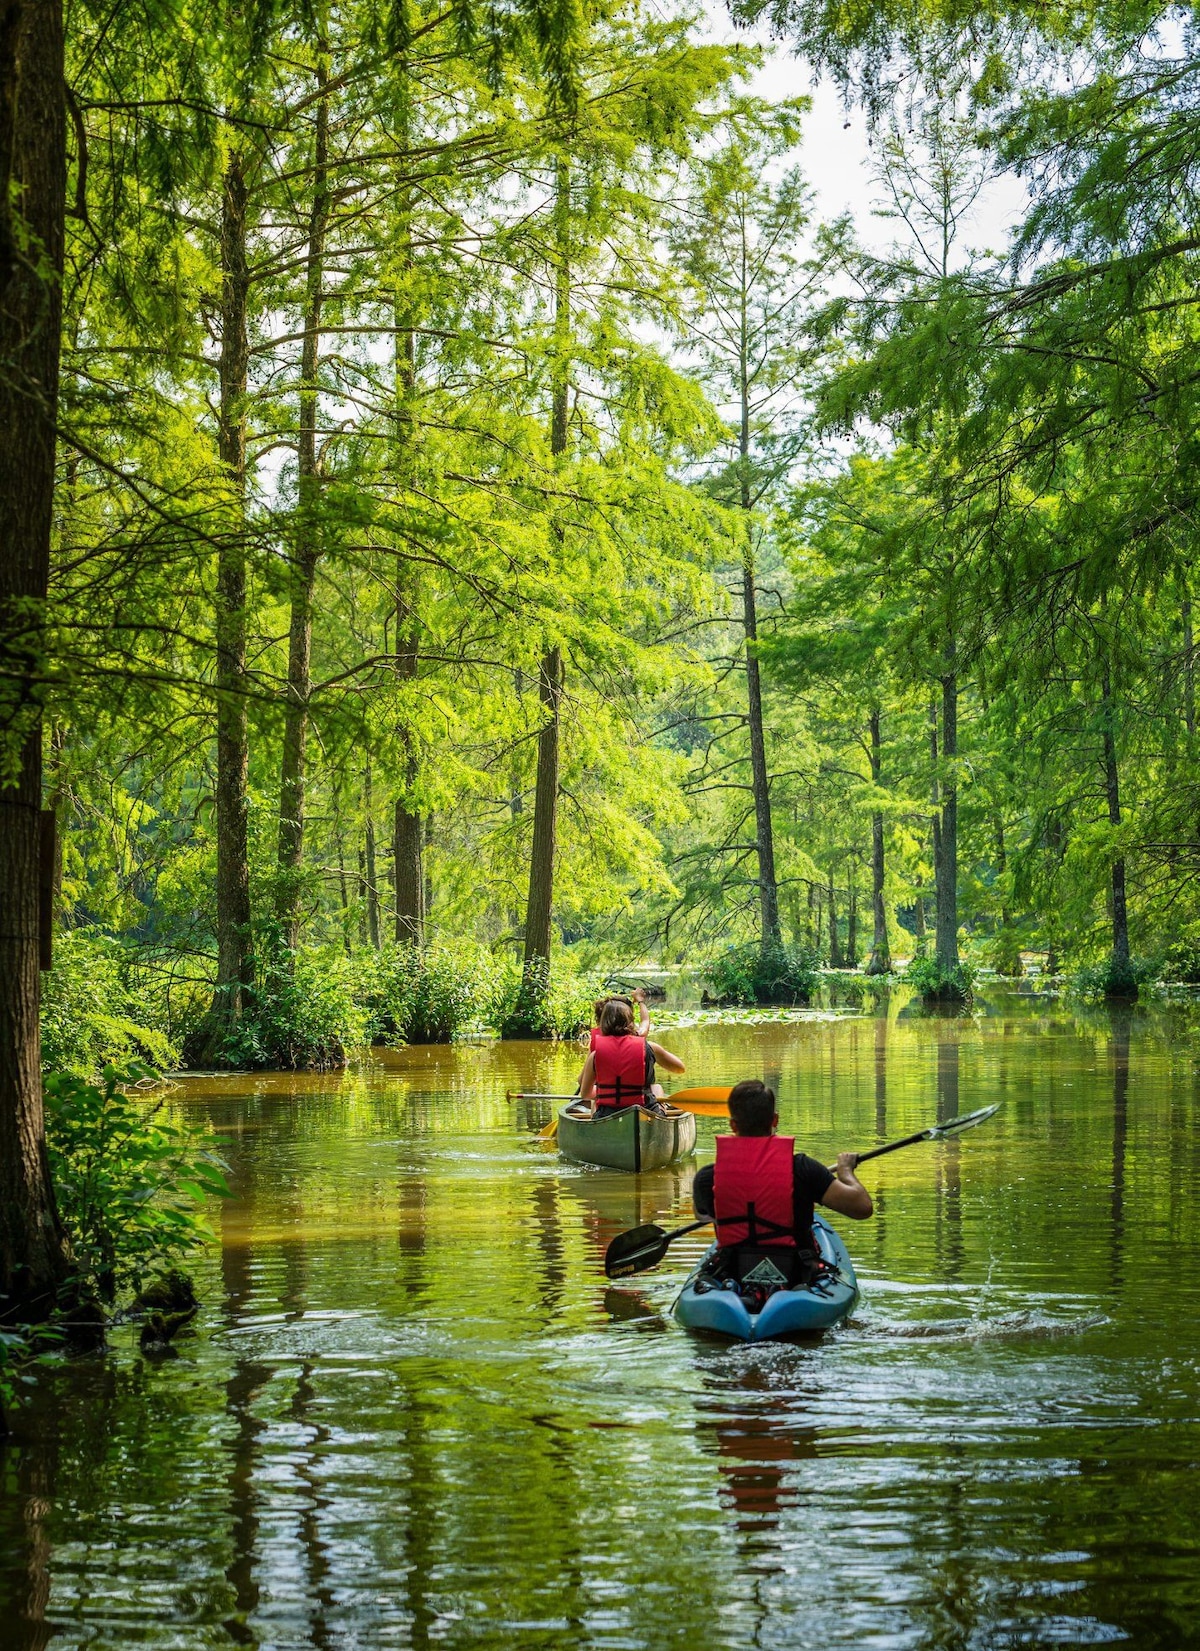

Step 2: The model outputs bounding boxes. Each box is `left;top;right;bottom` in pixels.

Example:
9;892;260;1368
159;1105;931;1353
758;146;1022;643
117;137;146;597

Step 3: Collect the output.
674;1216;858;1341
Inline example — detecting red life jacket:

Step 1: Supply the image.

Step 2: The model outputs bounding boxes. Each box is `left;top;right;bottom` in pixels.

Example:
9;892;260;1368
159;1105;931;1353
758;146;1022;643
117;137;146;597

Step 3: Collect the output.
592;1033;649;1108
713;1135;797;1249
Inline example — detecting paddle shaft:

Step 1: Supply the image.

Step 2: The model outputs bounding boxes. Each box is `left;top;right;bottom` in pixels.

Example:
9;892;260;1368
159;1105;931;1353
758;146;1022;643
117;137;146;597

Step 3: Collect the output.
606;1105;997;1277
835;1126;933;1173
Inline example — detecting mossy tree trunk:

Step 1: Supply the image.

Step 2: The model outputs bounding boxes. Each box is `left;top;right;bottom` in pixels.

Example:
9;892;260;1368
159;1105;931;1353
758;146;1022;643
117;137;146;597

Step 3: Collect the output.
210;150;255;1035
0;0;71;1320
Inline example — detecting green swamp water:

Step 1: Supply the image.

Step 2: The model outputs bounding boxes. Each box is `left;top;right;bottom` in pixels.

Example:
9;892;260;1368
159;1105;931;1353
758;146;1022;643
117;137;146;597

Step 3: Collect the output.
4;988;1200;1649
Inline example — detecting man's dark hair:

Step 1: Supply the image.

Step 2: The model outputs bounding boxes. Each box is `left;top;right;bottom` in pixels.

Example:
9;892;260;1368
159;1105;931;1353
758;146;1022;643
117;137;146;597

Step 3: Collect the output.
727;1079;775;1136
599;998;635;1035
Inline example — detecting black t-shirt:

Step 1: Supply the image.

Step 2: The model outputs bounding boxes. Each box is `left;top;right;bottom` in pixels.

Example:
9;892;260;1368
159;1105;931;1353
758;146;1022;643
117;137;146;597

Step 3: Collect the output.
692;1149;834;1247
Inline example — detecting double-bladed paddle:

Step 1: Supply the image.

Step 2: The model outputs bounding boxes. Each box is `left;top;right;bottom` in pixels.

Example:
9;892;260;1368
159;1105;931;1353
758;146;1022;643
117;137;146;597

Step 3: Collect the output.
602;1102;1002;1278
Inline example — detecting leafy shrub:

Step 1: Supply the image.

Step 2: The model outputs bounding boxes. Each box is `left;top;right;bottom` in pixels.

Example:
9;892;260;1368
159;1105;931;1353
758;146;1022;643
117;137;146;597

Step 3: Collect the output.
44;1062;230;1305
0;1326;29;1426
41;929;176;1076
905;955;977;1002
186;940;369;1070
493;955;598;1039
364;943;489;1044
987;930;1024;976
704;941;821;1006
1160;940;1200;984
1071;954;1157;1000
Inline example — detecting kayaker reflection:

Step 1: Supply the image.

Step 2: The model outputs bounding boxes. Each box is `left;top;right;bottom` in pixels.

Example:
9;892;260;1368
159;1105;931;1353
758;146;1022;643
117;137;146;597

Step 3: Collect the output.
691;1079;873;1311
577;997;686;1118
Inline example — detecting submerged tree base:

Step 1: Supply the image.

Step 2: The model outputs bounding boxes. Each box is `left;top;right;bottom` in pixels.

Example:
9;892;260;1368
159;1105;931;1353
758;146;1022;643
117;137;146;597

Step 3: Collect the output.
906;956;976;1005
704;941;820;1008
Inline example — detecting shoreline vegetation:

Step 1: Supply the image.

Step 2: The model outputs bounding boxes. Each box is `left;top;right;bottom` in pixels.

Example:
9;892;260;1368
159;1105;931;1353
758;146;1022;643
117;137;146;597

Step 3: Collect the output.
38;929;1200;1082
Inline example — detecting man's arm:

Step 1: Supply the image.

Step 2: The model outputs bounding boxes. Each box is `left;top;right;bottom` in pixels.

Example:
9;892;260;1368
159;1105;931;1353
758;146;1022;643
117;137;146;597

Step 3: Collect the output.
820;1152;873;1220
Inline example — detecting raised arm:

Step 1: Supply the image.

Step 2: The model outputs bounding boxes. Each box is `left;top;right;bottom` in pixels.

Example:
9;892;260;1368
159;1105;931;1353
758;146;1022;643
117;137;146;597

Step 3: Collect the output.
820;1152;873;1220
632;986;651;1038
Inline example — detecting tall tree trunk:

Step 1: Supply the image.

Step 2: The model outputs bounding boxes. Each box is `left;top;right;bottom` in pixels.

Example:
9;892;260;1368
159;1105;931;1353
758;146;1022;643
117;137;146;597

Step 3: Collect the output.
522;644;563;975
211;150;254;1027
993;815;1021;975
827;864;840;968
847;875;858;967
866;707;890;975
0;0;70;1318
335;831;351;957
738;307;779;948
356;846;369;947
934;656;959;973
393;591;424;944
511;158;570;1033
390;98;423;945
363;763;380;950
275;53;330;951
1101;659;1133;995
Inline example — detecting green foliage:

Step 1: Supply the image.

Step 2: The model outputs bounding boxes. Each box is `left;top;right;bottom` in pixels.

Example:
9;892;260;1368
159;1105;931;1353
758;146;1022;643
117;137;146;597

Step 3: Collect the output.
364;943;491;1044
194;943;369;1071
40;930;177;1077
493;955;598;1039
1161;940;1200;985
43;1063;230;1306
705;940;821;1006
905;955;976;1003
1071;956;1157;1002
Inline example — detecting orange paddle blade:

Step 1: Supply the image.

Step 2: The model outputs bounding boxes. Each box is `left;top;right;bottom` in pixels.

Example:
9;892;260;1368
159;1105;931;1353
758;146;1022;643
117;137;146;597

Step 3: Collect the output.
665;1086;731;1115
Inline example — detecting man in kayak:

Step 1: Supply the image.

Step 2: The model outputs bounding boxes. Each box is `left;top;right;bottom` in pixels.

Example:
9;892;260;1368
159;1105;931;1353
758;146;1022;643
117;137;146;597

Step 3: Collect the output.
577;997;685;1117
691;1078;872;1301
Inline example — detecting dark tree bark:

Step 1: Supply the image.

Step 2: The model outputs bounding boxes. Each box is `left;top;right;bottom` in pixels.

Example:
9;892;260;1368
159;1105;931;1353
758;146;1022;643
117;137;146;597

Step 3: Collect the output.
993;815;1021;975
275;57;330;951
827;863;840;968
211;151;254;1024
393;591;424;944
1101;659;1133;996
0;0;71;1318
866;707;890;974
510;159;570;1032
846;875;858;967
390;109;424;946
522;645;564;974
363;762;380;950
934;657;959;973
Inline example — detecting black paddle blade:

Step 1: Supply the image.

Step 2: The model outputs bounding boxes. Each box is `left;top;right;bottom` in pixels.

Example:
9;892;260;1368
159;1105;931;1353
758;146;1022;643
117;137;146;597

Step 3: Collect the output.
604;1223;670;1279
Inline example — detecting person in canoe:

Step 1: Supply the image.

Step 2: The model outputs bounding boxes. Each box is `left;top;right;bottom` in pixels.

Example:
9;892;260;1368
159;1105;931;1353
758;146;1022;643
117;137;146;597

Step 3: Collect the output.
577;996;685;1118
690;1078;872;1305
590;986;650;1049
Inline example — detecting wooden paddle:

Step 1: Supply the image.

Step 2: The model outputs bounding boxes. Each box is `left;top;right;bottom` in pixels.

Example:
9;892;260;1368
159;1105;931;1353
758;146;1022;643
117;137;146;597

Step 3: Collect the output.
509;1085;735;1143
603;1102;1002;1278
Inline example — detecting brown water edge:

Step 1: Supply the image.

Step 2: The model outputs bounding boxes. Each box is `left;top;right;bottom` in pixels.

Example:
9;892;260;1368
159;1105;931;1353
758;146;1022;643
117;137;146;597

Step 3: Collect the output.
2;989;1200;1649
